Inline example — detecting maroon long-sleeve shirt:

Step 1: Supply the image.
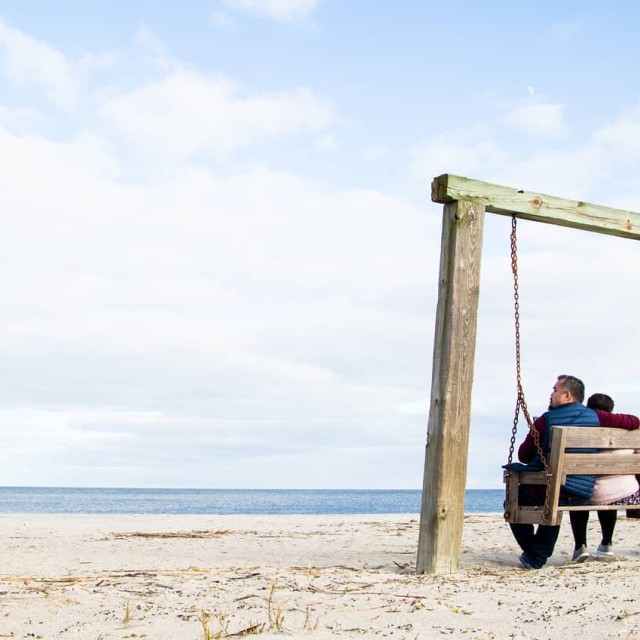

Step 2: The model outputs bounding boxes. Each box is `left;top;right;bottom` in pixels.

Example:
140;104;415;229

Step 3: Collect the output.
518;409;639;463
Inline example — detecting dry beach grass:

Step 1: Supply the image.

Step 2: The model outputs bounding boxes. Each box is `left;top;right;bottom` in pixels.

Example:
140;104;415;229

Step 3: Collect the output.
0;513;638;639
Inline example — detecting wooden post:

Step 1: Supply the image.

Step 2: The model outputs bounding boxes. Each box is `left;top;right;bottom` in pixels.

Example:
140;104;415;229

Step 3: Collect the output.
416;198;485;574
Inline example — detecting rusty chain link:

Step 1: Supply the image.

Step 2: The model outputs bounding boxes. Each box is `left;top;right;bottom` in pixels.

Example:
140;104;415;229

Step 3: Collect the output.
504;216;553;524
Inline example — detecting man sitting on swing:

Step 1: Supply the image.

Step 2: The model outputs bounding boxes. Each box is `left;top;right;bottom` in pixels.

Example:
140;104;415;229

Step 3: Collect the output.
509;374;639;570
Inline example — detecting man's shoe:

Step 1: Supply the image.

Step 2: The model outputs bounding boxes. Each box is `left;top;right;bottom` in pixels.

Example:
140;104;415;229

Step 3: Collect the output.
572;546;590;563
595;543;614;558
519;552;539;570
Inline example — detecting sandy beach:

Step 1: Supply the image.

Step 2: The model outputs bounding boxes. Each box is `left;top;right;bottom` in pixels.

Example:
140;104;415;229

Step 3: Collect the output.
0;513;638;639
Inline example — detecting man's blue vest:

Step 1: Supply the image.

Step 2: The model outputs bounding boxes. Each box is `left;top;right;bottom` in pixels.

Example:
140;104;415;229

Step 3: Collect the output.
534;402;600;498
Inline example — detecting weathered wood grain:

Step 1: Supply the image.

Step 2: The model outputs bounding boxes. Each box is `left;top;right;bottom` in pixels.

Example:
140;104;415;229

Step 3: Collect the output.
432;174;640;239
416;199;485;574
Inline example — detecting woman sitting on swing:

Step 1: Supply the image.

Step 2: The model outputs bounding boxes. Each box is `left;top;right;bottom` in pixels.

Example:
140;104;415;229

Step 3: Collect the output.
570;393;640;562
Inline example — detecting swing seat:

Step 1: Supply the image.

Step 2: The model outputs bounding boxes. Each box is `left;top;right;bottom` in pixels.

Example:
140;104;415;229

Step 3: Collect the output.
504;426;640;526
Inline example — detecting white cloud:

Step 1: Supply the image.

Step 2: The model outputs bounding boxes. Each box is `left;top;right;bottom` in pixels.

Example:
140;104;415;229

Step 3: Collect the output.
220;0;320;23
503;100;567;138
0;18;78;108
315;132;338;153
0;114;438;487
131;25;179;75
410;126;508;184
98;68;336;160
2;15;640;491
134;25;168;56
409;97;640;201
593;108;640;160
0;408;133;456
0;103;40;127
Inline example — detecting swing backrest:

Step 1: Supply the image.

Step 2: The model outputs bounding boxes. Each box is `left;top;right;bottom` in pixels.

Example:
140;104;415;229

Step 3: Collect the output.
504;426;640;525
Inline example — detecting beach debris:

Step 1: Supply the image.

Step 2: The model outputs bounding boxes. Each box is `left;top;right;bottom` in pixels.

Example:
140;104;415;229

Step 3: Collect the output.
110;530;231;539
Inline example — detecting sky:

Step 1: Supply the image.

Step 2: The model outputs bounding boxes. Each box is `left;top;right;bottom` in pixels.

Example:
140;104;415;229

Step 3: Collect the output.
1;0;640;490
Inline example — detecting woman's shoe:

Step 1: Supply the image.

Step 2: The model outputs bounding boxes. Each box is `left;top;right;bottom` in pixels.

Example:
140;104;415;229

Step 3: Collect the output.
572;546;590;563
595;543;613;557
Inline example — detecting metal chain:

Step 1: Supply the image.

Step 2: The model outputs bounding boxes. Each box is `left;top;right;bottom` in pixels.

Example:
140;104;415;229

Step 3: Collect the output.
504;216;553;523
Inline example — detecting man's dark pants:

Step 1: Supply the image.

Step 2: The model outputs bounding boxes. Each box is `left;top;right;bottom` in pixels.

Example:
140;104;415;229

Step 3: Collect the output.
509;486;587;569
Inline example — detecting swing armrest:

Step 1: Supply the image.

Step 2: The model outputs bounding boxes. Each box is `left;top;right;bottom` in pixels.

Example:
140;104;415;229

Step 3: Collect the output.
503;468;547;484
503;468;551;524
514;470;547;484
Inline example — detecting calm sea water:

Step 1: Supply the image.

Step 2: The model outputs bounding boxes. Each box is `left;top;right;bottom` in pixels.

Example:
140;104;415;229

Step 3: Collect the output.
0;488;503;515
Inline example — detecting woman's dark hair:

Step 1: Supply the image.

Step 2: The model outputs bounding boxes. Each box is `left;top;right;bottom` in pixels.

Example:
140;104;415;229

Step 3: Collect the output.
587;393;615;413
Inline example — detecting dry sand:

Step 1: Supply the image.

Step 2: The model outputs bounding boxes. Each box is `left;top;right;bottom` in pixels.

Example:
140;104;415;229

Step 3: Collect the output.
0;512;638;639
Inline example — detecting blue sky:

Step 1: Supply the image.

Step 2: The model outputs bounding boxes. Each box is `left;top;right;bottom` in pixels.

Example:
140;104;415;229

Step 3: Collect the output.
1;1;640;489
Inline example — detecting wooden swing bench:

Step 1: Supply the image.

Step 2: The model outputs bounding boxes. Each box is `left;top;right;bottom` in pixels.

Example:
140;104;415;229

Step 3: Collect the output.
504;426;640;526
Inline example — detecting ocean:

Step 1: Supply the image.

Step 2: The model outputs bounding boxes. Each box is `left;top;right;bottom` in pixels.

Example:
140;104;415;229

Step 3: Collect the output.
0;487;504;515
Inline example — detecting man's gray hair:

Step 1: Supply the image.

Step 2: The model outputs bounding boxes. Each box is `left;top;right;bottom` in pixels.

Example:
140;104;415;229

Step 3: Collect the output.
557;374;585;403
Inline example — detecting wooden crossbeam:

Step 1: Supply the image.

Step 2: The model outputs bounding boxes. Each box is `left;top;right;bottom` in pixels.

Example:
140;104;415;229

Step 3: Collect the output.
432;174;640;240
